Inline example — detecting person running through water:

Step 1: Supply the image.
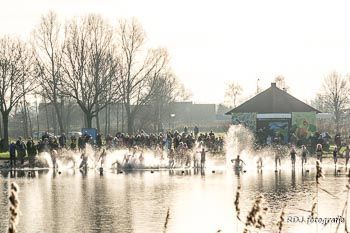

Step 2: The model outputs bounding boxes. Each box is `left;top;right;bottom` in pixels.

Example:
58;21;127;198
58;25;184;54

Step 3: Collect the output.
193;150;199;168
333;146;338;167
98;149;106;167
139;151;144;166
256;157;263;170
51;150;58;169
316;144;323;162
345;145;350;168
275;146;282;170
231;155;245;171
301;145;309;167
290;145;297;168
122;151;130;165
168;148;175;168
199;148;208;169
79;152;88;170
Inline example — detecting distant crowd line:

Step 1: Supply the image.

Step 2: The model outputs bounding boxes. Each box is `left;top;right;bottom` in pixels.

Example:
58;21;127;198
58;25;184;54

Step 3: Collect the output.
6;126;225;168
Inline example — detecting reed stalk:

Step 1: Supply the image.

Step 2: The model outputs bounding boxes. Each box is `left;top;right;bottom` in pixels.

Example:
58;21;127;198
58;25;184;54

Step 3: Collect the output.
276;204;286;233
163;207;170;233
234;185;241;221
344;170;350;233
243;195;267;233
8;182;20;233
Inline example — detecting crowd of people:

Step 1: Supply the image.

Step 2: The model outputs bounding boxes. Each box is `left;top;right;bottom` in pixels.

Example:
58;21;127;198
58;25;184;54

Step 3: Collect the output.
280;143;350;171
256;129;349;155
103;129;224;153
10;125;350;172
6;127;225;169
229;142;350;173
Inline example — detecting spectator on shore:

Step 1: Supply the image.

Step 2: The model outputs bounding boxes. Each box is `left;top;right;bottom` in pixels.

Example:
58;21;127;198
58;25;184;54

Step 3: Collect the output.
0;138;5;152
316;144;323;162
184;126;188;134
59;133;66;148
335;133;342;149
50;137;59;151
78;136;85;151
42;131;50;141
96;133;102;149
26;138;37;167
16;137;26;165
266;135;272;145
345;145;350;168
333;146;338;167
9;142;16;169
70;135;77;151
194;126;199;139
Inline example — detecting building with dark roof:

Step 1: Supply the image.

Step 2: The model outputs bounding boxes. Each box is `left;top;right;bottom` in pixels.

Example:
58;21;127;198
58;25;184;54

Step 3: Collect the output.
226;83;321;144
226;83;320;114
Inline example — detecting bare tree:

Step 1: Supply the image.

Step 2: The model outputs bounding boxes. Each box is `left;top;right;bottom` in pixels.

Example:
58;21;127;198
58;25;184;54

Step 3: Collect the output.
62;15;120;128
32;12;65;134
117;19;169;134
319;71;350;133
225;81;243;108
0;36;34;149
311;93;329;113
274;75;289;91
148;71;189;132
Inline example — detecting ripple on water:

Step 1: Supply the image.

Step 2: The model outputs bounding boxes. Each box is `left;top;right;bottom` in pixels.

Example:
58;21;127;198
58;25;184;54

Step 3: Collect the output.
0;162;348;233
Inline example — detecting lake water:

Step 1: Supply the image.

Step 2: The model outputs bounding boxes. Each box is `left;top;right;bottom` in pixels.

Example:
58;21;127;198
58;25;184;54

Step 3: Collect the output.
0;157;349;233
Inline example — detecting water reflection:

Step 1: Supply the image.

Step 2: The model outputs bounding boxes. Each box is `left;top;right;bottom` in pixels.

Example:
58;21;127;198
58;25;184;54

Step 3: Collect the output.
0;163;348;233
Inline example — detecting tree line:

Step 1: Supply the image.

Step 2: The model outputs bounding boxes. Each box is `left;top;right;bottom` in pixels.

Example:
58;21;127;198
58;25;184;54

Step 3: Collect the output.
0;12;188;149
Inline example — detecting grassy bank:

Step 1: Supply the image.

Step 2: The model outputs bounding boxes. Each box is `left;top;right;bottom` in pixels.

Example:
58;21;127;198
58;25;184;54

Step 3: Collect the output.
0;152;9;159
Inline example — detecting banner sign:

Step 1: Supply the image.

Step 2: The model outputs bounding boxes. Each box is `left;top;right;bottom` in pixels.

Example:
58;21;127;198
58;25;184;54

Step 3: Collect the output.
81;128;98;141
231;113;257;131
291;112;317;140
257;113;291;119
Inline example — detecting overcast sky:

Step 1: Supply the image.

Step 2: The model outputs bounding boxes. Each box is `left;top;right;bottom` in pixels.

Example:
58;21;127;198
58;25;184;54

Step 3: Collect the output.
1;0;350;104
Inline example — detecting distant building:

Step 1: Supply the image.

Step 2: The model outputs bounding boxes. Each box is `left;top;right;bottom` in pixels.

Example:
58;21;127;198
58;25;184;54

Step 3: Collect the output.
38;101;230;135
226;82;321;144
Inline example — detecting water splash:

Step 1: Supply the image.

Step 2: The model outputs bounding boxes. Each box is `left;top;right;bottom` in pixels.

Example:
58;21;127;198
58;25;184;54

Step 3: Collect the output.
225;125;256;170
224;125;300;172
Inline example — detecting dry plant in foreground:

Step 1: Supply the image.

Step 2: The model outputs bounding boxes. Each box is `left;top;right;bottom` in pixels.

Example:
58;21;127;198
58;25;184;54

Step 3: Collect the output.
8;182;20;233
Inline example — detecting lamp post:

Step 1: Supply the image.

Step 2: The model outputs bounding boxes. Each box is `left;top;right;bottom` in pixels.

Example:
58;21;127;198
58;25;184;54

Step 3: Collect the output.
170;113;175;131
